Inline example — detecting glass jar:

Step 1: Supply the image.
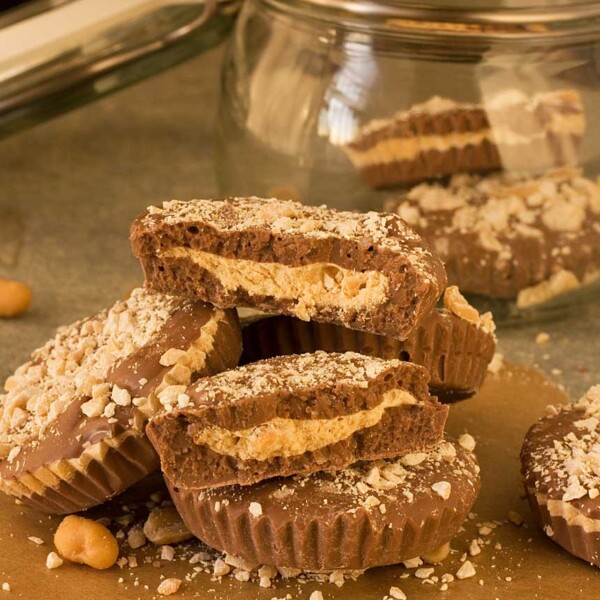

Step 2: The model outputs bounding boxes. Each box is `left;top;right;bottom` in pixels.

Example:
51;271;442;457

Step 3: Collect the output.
217;0;600;315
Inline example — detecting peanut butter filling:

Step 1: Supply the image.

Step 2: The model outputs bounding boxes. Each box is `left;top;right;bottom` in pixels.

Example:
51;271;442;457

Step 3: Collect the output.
160;248;389;321
192;389;417;461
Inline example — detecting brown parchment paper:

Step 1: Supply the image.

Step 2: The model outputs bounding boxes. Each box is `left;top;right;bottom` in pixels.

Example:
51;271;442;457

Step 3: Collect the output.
1;363;598;600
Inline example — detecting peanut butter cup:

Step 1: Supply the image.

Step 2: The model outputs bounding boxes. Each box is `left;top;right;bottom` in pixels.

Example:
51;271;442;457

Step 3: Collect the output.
146;351;448;490
0;288;241;514
521;385;600;567
240;288;496;403
165;437;480;571
130;197;447;341
343;89;584;189
387;167;600;300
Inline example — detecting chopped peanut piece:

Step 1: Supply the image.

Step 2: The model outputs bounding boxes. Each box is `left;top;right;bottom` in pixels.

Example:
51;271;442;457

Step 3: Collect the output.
0;278;32;318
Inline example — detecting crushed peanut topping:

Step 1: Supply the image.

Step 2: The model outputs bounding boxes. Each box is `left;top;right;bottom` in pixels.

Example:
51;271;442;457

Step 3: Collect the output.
142;197;440;280
0;289;221;461
528;386;600;503
189;351;401;404
389;168;600;274
443;287;495;335
199;437;478;516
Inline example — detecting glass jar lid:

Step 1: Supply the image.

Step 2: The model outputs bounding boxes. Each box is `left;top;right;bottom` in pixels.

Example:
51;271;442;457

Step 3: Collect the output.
264;0;600;41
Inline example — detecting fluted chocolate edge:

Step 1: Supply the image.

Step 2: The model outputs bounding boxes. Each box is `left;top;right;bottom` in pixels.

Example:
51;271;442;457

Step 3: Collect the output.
240;312;496;403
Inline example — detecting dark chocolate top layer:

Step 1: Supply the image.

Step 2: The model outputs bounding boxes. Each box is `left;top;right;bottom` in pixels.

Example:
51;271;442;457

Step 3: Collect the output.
167;351;431;425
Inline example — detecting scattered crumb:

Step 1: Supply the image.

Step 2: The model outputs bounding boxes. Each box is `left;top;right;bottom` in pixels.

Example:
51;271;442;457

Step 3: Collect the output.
456;561;476;580
309;592;324;600
402;557;423;569
469;540;481;556
157;578;181;596
458;433;476;452
415;567;435;579
27;536;44;545
213;558;231;577
508;511;524;526
535;332;550;345
46;552;63;570
127;525;147;549
389;586;407;599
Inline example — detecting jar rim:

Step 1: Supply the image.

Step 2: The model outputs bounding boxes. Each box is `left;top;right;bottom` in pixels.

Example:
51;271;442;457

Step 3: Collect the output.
261;0;600;41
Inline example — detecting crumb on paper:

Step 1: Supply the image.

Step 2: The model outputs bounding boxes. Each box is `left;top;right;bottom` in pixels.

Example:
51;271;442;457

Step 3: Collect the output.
389;586;407;599
46;552;63;569
535;332;550;345
27;536;44;545
157;578;181;596
160;545;175;561
456;560;476;580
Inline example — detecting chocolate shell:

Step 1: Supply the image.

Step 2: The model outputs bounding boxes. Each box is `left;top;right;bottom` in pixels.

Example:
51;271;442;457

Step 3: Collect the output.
166;437;480;570
521;386;600;566
0;289;242;514
240;311;496;402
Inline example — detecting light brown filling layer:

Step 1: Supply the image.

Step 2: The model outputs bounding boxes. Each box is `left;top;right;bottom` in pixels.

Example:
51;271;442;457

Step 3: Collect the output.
160;248;389;321
192;389;417;461
345;116;584;167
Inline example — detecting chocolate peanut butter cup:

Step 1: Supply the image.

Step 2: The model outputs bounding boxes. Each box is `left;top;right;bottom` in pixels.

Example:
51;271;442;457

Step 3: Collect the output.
343;89;584;189
0;288;241;514
240;289;496;403
166;437;480;571
130;197;447;341
387;167;600;300
146;352;448;490
521;385;600;567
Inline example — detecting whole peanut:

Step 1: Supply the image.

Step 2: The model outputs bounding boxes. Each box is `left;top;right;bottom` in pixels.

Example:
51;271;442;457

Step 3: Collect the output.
0;278;32;317
54;515;119;569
